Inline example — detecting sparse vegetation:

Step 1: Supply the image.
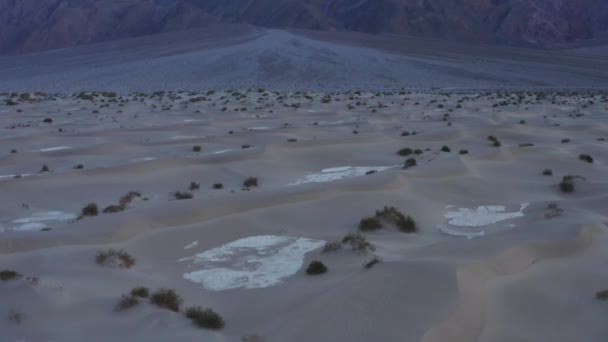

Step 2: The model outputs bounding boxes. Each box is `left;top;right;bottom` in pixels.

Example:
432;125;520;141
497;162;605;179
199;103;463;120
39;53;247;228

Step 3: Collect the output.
322;241;342;253
342;233;376;253
440;145;451;152
306;260;328;275
404;157;417;168
189;182;200;190
103;204;126;213
579;154;594;163
150;288;183;312
95;249;135;268
192;145;202;152
173;191;193;200
542;169;553;176
596;289;608;300
40;164;50;172
397;147;413;156
459;149;469;155
559;175;576;193
185;306;225;330
116;294;140;312
130;287;150;298
545;202;564;219
243;177;258;188
81;203;99;217
359;217;382;231
364;255;382;269
213;182;224;189
0;270;22;281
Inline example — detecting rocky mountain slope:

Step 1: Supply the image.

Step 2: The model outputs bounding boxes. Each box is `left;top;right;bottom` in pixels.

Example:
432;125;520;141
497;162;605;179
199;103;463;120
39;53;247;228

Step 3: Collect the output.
1;0;607;53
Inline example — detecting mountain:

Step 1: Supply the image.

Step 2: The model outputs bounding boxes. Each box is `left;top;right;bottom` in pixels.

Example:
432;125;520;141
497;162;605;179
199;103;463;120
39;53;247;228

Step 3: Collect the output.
1;0;607;54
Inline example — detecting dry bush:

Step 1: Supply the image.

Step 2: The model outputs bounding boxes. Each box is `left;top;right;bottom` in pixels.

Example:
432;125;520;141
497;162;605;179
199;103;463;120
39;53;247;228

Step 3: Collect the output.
95;249;136;268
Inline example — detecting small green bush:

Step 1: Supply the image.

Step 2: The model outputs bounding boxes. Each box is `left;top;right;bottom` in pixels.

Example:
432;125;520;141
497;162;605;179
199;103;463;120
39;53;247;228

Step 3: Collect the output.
41;164;50;172
173;191;193;200
542;169;553;176
103;204;126;213
192;145;202;152
559;176;575;193
130;287;150;298
397;148;413;156
440;145;451;152
243;177;258;188
150;288;183;312
0;270;22;281
185;306;225;330
359;217;382;231
579;154;594;163
306;261;328;275
81;203;99;217
404;158;417;168
213;183;224;189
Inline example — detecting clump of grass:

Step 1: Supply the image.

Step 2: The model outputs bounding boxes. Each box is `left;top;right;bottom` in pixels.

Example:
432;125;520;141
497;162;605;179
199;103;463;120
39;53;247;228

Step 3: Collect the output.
559;175;576;193
95;249;135;268
542;169;553;176
185;306;225;330
40;164;50;172
579;154;594;163
189;182;200;191
213;182;224;189
0;270;22;281
192;145;202;152
103;204;126;213
364;255;382;269
173;191;193;200
359;217;382;231
116;294;140;312
488;135;502;147
342;233;376;253
440;145;451;152
119;191;141;205
81;203;99;217
375;206;417;233
130;287;150;298
243;177;258;188
306;261;328;275
150;288;183;312
403;157;417;169
397;147;413;156
596;289;608;300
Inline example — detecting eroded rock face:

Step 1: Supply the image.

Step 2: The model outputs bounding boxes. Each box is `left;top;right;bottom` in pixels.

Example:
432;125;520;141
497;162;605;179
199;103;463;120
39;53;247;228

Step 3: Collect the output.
0;0;606;53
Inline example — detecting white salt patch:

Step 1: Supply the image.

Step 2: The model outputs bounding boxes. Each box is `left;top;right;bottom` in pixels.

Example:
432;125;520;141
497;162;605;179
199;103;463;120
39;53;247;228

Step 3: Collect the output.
213;149;232;155
184;241;199;250
288;166;396;186
249;127;271;130
179;235;325;291
444;203;529;227
9;211;77;232
437;225;485;240
131;157;157;163
183;119;204;123
38;146;72;152
318;120;345;125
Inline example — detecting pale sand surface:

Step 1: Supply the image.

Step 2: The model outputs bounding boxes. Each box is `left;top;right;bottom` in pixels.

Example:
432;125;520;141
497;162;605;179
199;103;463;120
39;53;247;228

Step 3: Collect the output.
1;90;608;341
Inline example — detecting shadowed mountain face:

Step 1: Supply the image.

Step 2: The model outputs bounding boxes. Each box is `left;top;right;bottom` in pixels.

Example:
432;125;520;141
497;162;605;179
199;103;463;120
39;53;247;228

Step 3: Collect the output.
1;0;607;53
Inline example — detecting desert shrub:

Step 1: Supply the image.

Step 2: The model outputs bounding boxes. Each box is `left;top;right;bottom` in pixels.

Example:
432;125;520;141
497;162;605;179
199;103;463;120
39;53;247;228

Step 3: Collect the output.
43;117;53;123
287;138;298;143
364;255;382;269
342;233;375;253
404;158;417;168
488;135;501;147
185;306;225;330
322;241;342;253
375;206;417;233
0;270;22;281
95;249;135;268
596;290;608;300
561;139;571;143
414;149;423;155
189;182;200;191
103;204;126;213
7;310;23;324
119;191;141;205
81;203;99;217
150;288;183;312
41;164;50;172
130;287;150;298
397;147;413;156
401;131;410;136
192;145;202;152
440;145;451;152
212;183;224;189
579;154;594;163
173;191;193;200
74;164;84;169
459;149;469;155
10;149;16;154
545;202;564;219
243;177;258;188
242;144;251;149
365;170;377;175
559;176;575;193
359;217;382;231
116;294;139;312
306;261;328;275
542;169;553;176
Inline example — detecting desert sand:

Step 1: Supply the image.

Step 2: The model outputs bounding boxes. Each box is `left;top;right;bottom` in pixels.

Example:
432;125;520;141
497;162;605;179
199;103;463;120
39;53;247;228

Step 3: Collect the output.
1;89;607;341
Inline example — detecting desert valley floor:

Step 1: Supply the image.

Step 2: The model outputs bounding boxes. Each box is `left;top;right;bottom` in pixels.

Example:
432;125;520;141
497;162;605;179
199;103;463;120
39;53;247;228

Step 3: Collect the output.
1;89;608;341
